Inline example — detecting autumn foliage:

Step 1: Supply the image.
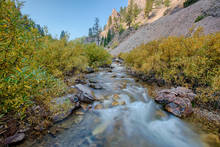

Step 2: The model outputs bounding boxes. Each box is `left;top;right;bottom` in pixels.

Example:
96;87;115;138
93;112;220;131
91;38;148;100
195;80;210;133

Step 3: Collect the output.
0;0;111;118
121;29;220;108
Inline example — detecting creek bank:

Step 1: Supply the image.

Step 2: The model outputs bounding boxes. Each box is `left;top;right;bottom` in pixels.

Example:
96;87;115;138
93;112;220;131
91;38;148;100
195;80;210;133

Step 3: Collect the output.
0;66;111;146
123;60;220;136
126;66;195;117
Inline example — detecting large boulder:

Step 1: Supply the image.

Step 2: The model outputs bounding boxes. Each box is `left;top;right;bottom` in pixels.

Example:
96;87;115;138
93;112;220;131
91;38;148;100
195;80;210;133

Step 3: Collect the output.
74;84;95;103
155;87;196;117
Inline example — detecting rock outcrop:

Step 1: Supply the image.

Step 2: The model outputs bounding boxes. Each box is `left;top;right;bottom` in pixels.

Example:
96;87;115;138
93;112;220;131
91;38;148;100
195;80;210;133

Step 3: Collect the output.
155;87;196;117
101;9;120;37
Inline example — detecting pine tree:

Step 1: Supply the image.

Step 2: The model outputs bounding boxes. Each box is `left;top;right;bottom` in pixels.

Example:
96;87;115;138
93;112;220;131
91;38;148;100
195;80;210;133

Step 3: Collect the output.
88;28;93;37
145;0;154;18
104;37;107;47
60;30;66;39
164;0;170;8
108;16;112;26
93;17;101;45
125;0;134;28
133;3;141;21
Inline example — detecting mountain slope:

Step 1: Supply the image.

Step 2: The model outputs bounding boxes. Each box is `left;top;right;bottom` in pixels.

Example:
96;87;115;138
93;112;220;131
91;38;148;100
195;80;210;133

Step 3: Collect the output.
111;0;220;55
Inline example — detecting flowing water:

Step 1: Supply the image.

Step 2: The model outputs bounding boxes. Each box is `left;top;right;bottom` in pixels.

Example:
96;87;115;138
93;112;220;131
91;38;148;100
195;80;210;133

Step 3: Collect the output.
30;62;206;147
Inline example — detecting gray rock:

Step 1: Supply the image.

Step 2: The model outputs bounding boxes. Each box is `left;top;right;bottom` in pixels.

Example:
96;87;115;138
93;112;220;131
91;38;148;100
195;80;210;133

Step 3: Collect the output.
52;104;78;123
4;133;25;145
75;84;95;103
51;95;80;123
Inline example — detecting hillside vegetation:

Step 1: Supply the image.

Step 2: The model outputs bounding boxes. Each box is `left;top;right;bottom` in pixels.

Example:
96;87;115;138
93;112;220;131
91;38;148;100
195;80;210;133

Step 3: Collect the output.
0;0;111;119
120;28;220;109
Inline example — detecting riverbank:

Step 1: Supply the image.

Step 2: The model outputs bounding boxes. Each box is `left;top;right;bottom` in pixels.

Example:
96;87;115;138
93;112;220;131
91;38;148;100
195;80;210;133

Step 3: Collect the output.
124;63;220;138
1;61;219;146
11;61;218;147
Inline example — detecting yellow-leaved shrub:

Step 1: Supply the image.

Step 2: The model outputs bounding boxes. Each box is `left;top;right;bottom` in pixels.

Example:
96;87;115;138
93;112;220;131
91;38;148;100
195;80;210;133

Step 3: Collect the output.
0;0;112;119
122;29;220;106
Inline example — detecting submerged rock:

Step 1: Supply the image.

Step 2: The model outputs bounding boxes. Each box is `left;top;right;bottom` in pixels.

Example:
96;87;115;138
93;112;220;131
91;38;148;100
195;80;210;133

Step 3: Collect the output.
112;101;119;106
4;133;25;145
94;104;103;110
89;83;103;90
155;87;196;117
75;84;95;103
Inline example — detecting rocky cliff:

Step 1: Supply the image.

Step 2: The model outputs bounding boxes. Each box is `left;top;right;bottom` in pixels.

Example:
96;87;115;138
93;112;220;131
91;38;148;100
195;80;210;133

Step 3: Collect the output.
111;0;220;55
100;9;120;37
101;0;185;38
128;0;146;9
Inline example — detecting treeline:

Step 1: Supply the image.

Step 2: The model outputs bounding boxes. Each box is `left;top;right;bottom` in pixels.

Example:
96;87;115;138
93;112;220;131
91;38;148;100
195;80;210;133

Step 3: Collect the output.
120;28;220;109
88;18;102;45
0;0;111;119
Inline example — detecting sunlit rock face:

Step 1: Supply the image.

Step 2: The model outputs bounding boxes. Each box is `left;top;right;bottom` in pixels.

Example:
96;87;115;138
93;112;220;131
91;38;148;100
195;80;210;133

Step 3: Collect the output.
128;0;146;9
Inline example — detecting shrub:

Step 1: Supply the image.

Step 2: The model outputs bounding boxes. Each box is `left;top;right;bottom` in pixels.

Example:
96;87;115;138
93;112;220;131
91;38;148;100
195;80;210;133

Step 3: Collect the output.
34;38;88;78
119;25;125;36
195;15;206;23
0;66;67;118
183;0;199;8
111;41;119;49
85;43;112;67
122;29;220;105
0;0;112;119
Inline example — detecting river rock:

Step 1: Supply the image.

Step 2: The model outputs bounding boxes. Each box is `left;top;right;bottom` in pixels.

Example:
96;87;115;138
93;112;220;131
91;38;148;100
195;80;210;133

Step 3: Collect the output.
112;58;123;64
89;83;103;90
89;79;97;83
86;67;95;73
52;106;76;123
51;94;80;123
75;78;87;84
94;104;103;110
155;87;196;117
112;101;119;106
75;84;95;103
4;133;25;145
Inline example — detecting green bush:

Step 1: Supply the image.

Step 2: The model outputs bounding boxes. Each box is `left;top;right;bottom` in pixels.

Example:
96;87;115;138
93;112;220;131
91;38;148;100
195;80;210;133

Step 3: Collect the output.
195;15;206;23
34;38;88;78
85;43;112;67
183;0;199;8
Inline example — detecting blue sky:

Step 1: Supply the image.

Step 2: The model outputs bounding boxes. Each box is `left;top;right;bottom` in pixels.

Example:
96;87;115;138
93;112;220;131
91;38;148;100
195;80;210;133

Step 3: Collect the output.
21;0;127;40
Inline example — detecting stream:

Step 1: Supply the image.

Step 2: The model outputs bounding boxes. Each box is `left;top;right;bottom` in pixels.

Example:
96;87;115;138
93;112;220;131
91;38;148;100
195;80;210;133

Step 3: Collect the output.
29;62;206;147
